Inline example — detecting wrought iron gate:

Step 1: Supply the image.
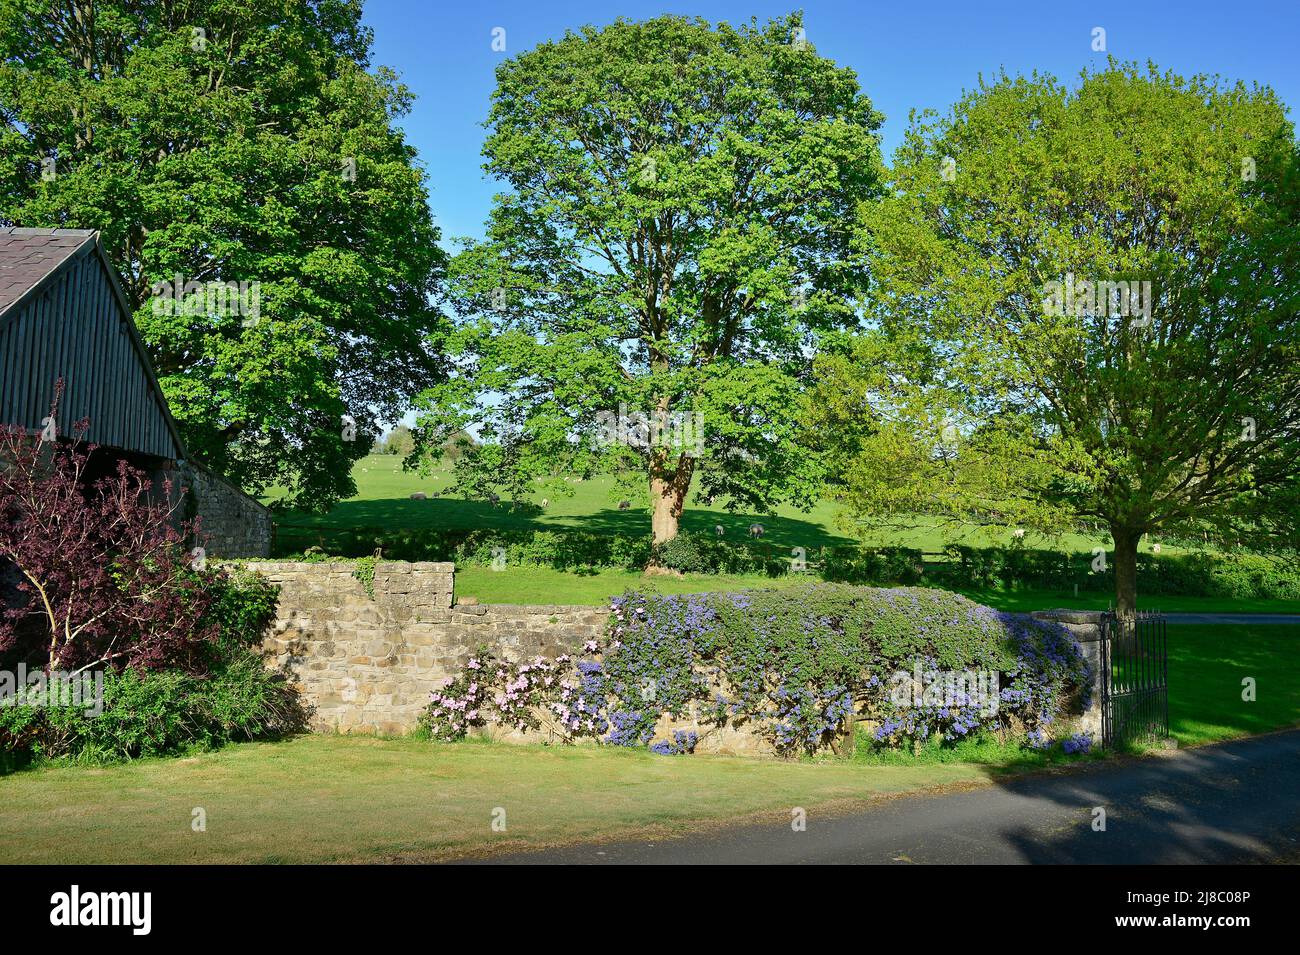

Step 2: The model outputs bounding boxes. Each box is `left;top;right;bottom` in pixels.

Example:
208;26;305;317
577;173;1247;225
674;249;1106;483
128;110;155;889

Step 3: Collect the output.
1099;610;1169;747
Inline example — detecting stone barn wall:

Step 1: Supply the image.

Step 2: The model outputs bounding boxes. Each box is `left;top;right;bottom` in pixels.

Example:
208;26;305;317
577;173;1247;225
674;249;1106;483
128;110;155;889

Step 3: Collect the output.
182;461;270;558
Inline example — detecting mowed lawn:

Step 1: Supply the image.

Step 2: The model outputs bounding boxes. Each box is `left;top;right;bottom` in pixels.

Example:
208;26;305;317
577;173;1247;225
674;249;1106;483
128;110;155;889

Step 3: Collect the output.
452;564;1300;614
0;737;992;864
1;624;1294;864
271;454;1134;555
1169;624;1300;746
261;455;1299;613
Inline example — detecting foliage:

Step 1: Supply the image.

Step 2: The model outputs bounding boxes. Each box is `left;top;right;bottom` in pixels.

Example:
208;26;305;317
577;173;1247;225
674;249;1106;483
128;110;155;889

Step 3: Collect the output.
0;404;217;672
415;12;883;547
199;566;281;663
0;0;447;510
352;554;379;600
842;62;1300;617
421;584;1088;756
0;568;301;765
378;426;415;457
0;648;306;765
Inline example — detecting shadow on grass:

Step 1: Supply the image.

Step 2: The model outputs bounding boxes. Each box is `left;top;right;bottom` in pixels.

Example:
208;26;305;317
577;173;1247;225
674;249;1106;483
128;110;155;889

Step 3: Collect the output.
276;499;854;551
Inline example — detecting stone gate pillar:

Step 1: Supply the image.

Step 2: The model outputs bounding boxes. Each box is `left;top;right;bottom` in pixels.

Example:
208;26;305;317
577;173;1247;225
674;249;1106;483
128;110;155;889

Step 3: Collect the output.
1031;609;1105;741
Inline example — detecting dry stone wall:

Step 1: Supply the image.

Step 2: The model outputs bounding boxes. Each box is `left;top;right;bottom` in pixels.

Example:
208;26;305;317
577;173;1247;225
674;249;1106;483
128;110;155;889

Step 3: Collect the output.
249;560;608;734
181;461;271;558
245;561;1104;750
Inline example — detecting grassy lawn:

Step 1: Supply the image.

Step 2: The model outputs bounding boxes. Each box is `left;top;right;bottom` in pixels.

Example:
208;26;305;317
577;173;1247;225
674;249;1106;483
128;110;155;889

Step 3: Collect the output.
0;736;999;864
266;454;1300;613
1168;624;1300;746
1;624;1293;864
452;563;1300;614
272;454;1136;555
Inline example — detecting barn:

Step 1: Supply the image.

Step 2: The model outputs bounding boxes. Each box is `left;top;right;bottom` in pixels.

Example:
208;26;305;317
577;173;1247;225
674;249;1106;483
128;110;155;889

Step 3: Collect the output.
0;227;269;557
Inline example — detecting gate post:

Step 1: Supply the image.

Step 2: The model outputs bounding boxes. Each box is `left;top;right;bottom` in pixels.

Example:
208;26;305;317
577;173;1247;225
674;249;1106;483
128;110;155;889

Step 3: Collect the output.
1030;609;1107;742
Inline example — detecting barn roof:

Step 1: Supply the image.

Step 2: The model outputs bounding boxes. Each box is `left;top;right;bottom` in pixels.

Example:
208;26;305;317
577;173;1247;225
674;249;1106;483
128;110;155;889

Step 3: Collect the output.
0;227;188;461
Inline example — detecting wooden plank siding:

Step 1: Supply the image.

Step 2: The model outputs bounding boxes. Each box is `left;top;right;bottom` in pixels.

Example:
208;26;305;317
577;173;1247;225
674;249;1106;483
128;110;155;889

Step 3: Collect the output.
0;236;182;461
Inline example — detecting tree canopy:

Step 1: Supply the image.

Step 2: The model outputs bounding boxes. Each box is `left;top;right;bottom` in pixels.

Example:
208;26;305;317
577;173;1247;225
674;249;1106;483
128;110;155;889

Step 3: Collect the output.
835;63;1300;616
416;12;884;551
0;0;446;509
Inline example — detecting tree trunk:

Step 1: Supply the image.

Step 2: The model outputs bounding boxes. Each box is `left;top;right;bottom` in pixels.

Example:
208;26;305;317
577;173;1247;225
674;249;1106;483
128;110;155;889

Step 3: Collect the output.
1111;525;1142;629
647;454;695;569
650;473;683;546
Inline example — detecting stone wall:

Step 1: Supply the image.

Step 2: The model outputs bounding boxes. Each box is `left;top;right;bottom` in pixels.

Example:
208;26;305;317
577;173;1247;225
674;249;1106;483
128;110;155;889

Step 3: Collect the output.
183;461;270;558
245;560;1105;749
251;560;607;734
1031;609;1105;740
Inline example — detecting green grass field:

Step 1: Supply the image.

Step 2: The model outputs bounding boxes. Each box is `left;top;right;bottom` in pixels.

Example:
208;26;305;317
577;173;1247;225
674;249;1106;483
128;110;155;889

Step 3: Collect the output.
273;454;1135;554
450;563;1300;613
1;624;1294;863
1167;624;1300;746
266;454;1284;612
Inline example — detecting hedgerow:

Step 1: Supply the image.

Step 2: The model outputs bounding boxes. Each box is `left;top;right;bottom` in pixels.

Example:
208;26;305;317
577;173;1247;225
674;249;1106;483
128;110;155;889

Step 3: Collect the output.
421;584;1089;756
274;524;1300;600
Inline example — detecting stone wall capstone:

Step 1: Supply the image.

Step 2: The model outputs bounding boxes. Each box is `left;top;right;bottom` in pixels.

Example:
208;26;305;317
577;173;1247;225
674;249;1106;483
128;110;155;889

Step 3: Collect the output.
251;560;608;734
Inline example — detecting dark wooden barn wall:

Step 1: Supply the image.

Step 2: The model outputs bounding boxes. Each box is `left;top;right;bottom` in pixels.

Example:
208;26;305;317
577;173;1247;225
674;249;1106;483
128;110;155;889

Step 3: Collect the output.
0;247;180;460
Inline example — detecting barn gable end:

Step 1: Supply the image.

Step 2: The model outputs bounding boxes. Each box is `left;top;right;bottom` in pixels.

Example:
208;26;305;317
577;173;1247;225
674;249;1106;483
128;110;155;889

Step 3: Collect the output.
0;227;269;557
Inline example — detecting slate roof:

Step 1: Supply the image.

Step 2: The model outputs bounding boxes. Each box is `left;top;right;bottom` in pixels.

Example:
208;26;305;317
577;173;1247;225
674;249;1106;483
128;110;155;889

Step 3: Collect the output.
0;228;99;315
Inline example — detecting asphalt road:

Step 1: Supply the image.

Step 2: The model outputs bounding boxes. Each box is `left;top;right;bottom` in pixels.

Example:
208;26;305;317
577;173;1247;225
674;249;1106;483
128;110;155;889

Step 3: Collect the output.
479;729;1300;864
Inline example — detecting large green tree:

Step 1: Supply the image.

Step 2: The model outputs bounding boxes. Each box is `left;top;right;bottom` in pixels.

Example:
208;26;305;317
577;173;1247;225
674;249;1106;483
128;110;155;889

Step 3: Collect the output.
0;0;445;509
840;63;1300;619
417;13;882;554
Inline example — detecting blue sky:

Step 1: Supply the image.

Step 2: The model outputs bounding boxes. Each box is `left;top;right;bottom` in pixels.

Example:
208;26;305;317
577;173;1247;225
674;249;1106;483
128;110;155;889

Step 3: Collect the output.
362;0;1300;249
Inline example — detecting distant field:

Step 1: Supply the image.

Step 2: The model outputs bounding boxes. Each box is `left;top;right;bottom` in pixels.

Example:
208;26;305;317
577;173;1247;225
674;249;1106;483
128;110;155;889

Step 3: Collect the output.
451;564;1300;613
271;454;1155;555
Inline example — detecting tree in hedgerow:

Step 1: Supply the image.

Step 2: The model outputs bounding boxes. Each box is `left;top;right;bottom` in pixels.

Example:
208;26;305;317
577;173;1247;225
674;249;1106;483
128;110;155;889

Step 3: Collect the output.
0;392;218;673
839;63;1300;620
0;0;447;510
414;13;883;554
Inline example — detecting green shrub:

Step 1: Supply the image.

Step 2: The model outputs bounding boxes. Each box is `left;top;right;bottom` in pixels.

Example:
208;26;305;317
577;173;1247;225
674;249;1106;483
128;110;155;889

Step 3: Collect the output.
425;583;1088;756
933;545;1300;599
0;648;306;765
201;567;281;661
0;569;304;767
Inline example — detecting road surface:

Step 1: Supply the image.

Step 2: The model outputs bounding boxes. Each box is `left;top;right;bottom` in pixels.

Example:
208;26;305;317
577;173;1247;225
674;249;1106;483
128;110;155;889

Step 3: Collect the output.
479;729;1300;864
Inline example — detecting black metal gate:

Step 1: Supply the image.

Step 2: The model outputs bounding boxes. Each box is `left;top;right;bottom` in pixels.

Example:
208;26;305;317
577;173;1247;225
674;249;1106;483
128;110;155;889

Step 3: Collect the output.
1099;610;1169;747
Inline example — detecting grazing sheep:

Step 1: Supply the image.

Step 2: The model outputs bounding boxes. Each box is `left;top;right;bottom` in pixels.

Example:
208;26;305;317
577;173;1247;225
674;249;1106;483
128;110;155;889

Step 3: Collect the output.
540;498;549;508
1012;528;1025;539
715;525;724;537
749;523;764;538
618;500;631;510
488;492;500;506
409;492;427;500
